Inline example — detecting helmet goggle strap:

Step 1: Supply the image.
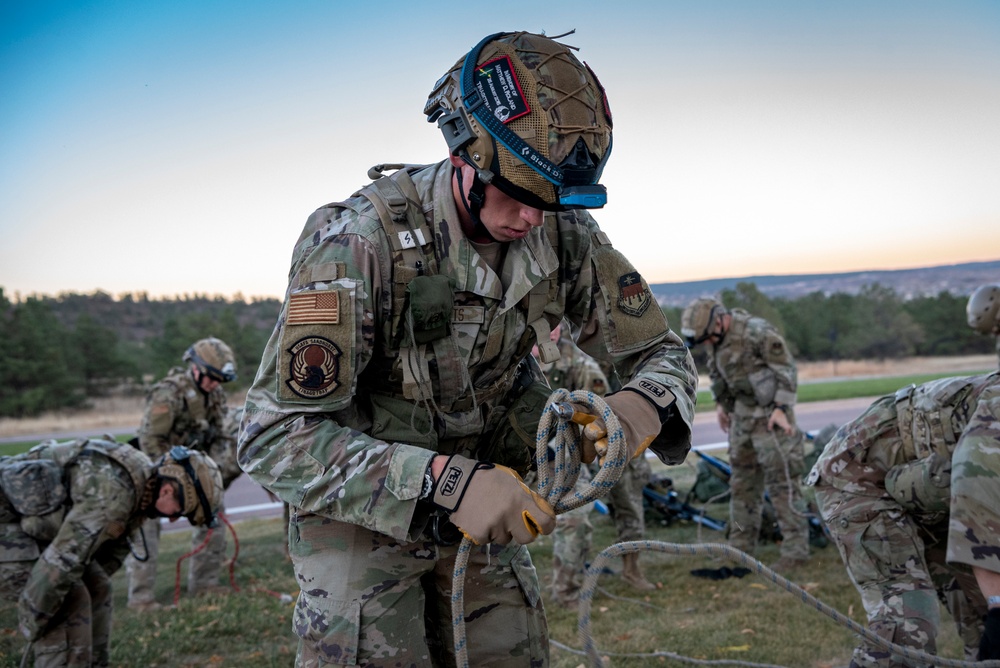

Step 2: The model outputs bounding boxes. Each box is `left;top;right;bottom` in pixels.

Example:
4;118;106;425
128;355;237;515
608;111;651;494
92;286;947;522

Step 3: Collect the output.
187;349;236;384
437;31;611;211
453;164;500;242
168;446;216;528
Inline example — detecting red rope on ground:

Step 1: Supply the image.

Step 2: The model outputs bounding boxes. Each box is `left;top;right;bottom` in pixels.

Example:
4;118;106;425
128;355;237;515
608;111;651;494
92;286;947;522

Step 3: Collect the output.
172;513;294;605
220;513;241;592
174;527;213;606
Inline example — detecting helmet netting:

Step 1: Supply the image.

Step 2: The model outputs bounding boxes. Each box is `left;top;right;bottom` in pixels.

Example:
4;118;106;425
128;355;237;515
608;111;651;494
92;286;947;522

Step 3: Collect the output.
432;32;613;207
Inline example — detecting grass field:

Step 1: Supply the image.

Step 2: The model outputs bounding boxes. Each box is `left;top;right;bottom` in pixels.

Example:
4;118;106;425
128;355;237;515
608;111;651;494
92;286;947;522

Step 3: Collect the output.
695;368;996;411
0;460;967;668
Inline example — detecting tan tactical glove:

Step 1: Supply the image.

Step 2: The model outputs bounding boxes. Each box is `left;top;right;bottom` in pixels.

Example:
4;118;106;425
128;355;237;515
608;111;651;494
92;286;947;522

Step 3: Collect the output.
579;380;676;465
431;454;555;546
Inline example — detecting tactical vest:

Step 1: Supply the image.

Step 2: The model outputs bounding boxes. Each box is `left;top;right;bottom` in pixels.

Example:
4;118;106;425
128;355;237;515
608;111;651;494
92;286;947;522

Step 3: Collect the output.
146;369;220;451
354;165;561;470
0;438;151;520
360;165;561;403
713;310;762;408
893;376;979;460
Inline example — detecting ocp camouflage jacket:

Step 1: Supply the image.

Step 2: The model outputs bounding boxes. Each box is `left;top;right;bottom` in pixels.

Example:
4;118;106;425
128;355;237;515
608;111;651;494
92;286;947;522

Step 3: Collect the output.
0;439;151;639
238;160;698;542
707;309;797;417
139;366;237;484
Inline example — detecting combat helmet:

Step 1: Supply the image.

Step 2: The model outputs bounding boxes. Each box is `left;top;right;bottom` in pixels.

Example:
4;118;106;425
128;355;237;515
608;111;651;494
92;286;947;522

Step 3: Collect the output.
184;337;237;383
155;446;223;527
680;297;727;347
424;31;613;212
967;284;1000;334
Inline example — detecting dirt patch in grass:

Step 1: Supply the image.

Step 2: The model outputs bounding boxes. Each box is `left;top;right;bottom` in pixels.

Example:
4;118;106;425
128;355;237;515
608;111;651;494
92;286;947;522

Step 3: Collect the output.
0;391;247;439
696;354;995;391
795;354;996;381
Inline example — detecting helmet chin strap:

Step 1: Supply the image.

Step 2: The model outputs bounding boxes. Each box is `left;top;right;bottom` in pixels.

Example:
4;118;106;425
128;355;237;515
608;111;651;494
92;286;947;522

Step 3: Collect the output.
455;164;500;243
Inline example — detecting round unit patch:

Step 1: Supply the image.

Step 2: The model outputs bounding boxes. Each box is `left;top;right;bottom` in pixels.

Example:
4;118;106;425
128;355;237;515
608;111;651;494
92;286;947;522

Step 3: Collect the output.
285;336;342;399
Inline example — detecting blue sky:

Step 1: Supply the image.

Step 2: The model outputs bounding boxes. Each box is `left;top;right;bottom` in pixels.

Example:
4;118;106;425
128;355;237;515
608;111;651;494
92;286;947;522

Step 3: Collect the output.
2;1;999;300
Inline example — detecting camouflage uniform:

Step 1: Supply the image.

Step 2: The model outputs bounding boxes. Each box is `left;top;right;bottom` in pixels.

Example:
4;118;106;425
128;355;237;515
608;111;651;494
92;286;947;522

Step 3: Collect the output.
126;366;237;605
807;372;1000;667
948;381;1000;571
0;438;152;668
707;308;809;561
238;161;697;666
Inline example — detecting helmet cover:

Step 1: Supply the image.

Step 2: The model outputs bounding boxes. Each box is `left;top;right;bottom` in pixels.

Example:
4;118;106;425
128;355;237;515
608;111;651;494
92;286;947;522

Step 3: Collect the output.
681;298;726;346
967;284;1000;334
184;337;237;383
425;31;613;211
156;446;223;527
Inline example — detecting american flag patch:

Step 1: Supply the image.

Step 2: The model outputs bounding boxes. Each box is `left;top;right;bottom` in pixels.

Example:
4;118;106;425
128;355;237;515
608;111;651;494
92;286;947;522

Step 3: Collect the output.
287;291;340;325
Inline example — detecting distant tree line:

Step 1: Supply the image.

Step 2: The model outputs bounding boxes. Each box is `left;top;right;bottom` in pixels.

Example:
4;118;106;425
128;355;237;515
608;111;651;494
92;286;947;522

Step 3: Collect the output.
0;288;280;418
661;282;991;371
1;284;993;418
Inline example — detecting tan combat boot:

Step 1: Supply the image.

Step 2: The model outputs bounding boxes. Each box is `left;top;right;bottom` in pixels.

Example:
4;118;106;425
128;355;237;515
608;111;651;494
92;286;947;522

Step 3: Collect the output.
621;552;656;591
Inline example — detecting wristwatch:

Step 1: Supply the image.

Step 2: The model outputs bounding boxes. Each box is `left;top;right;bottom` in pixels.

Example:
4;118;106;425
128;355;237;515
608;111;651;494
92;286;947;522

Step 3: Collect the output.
419;463;436;500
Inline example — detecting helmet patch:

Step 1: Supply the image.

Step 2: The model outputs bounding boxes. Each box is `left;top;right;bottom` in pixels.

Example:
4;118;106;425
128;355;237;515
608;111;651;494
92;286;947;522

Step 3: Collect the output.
617;272;651;317
474;56;530;124
285;336;342;399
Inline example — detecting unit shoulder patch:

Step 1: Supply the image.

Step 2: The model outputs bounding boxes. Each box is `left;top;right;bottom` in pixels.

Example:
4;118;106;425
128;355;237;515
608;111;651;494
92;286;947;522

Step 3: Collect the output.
284;336;342;399
617;271;651;317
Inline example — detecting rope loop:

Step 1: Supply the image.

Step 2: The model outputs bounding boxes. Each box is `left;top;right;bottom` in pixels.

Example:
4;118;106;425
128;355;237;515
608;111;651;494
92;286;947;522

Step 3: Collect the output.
452;388;630;667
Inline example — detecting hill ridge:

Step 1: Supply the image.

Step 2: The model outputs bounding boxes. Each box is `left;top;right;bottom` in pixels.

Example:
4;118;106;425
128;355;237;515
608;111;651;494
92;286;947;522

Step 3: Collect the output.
650;259;1000;307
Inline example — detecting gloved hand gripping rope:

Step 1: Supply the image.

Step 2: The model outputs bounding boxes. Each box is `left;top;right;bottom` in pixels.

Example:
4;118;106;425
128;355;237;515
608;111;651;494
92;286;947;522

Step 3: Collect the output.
450;388;630;667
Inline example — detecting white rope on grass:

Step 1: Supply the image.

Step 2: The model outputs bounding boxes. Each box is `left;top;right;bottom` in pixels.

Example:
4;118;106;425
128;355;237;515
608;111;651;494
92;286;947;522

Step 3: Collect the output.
571;541;1000;668
449;388;997;668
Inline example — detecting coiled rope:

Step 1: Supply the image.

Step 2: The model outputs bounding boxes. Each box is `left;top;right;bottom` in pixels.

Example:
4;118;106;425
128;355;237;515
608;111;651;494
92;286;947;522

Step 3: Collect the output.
451;388;628;667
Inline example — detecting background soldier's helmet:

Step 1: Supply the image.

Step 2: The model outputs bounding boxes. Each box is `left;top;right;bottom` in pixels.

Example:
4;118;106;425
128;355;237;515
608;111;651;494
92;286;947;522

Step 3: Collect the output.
424;31;613;211
680;297;726;346
967;284;1000;334
184;337;237;383
155;446;223;527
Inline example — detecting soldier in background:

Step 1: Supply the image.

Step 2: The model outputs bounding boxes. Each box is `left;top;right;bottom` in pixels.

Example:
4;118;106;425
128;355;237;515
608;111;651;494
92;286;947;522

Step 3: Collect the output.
808;372;1000;667
596;357;657;592
238;31;697;666
947;374;1000;660
681;297;810;573
967;283;1000;366
126;337;239;611
537;323;655;610
0;439;221;667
